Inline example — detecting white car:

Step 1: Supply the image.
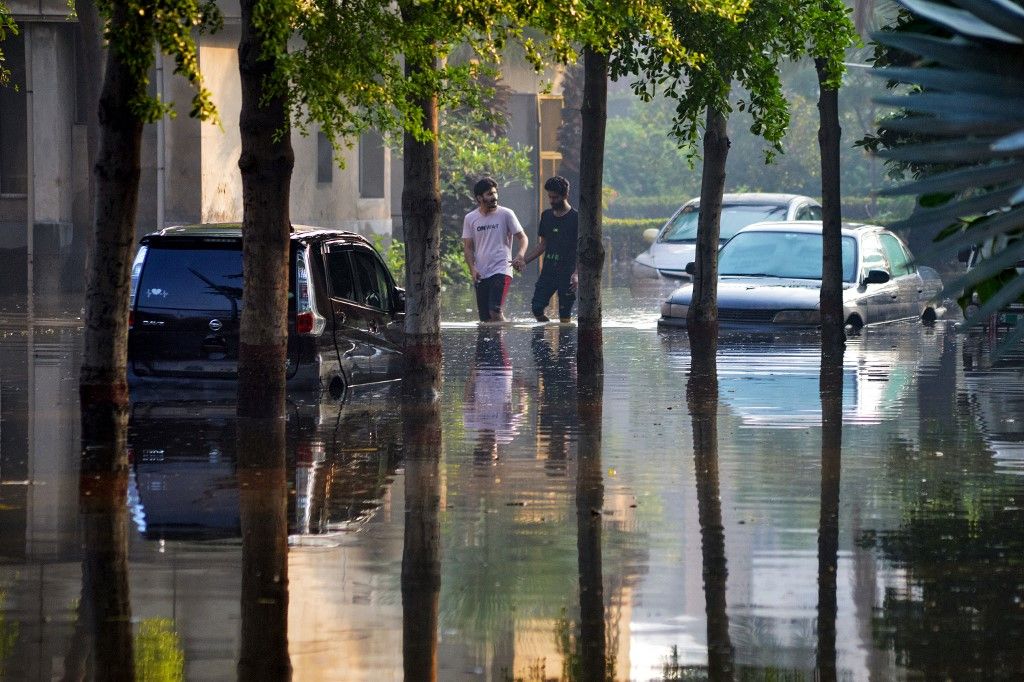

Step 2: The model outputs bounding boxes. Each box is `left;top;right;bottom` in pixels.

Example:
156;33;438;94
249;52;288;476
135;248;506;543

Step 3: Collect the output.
633;193;822;279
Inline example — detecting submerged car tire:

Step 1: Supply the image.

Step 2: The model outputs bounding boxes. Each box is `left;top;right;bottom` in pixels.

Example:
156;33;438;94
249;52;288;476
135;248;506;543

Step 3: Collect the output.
845;314;864;334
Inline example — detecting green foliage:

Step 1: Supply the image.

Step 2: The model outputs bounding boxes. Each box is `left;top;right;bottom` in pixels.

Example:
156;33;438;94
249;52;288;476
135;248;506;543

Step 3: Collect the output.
376;235;470;285
0;7;17;89
134;618;185;681
97;0;220;124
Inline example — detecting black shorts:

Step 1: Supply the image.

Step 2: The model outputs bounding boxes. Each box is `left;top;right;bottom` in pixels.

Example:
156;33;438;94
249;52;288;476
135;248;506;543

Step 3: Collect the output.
475;274;511;321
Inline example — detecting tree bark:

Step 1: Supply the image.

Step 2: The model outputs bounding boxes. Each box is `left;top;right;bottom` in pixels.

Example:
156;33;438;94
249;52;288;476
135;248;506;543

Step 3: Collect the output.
79;5;144;410
816;347;843;681
401;400;442;681
686;330;734;680
78;404;134;681
688;102;730;333
237;417;291;681
817;59;846;350
576;373;606;682
237;0;295;419
397;12;443;399
577;47;608;379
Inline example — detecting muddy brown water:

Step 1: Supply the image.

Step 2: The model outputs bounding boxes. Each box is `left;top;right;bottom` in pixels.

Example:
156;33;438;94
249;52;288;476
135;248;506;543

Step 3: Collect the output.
1;285;1022;680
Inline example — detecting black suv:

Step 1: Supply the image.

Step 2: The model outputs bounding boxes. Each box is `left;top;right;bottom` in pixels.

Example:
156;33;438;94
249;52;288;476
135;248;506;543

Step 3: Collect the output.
127;224;405;398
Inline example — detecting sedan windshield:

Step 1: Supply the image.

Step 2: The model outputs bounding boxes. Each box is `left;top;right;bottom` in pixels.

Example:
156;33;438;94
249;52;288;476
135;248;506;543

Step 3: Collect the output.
718;231;858;281
660;204;789;243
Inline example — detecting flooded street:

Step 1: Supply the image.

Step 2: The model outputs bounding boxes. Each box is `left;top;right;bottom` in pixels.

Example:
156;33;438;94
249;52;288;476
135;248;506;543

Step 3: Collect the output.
1;286;1023;680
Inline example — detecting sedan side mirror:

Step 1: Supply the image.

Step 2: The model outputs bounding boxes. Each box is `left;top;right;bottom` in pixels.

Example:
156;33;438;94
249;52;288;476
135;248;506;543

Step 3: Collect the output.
394;287;406;313
684;262;696;276
643;228;660;245
862;269;890;286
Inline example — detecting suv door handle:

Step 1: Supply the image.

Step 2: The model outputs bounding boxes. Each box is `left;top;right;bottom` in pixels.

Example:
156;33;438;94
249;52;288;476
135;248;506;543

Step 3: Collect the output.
336;311;346;325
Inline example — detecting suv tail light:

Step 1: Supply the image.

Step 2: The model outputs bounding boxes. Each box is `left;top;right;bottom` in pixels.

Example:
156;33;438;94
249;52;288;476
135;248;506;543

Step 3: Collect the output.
296;311;316;335
128;309;134;330
295;251;325;336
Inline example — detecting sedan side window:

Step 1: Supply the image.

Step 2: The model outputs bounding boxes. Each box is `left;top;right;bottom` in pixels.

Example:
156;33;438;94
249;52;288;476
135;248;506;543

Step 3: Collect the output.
326;247;357;301
807;205;822;220
880;233;912;277
796;205;812;221
860;234;887;278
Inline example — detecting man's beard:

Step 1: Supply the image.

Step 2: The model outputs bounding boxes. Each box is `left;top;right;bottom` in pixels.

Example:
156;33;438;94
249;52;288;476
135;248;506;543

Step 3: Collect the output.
551;199;566;210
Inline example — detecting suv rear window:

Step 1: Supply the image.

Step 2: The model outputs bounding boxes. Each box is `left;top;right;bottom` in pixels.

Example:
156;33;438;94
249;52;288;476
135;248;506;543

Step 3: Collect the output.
137;247;244;312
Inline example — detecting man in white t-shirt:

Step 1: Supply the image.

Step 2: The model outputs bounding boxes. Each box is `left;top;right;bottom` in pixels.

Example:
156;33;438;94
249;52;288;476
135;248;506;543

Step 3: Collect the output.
462;177;528;322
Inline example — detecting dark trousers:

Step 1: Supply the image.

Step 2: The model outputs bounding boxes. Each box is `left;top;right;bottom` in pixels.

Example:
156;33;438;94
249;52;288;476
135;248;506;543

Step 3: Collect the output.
475;273;511;321
531;263;575;319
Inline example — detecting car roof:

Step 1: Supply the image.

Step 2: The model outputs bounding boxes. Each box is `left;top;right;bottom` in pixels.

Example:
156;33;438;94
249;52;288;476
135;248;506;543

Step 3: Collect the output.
140;222;371;246
732;220;884;237
684;193;820;207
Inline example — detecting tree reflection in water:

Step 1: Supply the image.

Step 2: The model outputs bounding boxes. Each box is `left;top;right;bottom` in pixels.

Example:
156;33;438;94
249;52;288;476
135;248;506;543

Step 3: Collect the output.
77;403;135;680
401;398;442;682
575;369;609;682
817;342;843;682
687;327;735;680
236;417;291;681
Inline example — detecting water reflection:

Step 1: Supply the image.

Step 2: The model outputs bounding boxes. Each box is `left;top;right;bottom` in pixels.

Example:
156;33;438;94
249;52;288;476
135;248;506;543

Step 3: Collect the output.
816;347;843;682
401;399;442;681
77;404;134;679
10;298;1024;679
236;417;291;680
687;330;735;680
464;327;525;466
575;371;607;681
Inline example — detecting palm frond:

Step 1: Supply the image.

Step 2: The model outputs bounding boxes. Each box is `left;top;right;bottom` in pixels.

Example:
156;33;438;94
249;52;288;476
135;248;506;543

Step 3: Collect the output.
877;160;1024;196
872;66;1024;96
951;0;1024;40
876;138;1024;163
900;0;1022;42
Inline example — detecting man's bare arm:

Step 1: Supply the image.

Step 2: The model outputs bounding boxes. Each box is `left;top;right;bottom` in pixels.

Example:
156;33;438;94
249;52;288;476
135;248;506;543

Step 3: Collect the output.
463;238;479;282
524;236;547;265
511;232;529;271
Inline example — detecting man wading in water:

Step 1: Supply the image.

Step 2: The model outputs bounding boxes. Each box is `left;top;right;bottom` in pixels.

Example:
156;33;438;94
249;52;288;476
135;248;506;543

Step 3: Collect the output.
522;176;578;323
462;177;528;322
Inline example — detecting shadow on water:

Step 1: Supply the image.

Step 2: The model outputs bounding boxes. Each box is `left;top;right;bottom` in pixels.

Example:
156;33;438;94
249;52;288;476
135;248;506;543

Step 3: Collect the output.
76;404;134;680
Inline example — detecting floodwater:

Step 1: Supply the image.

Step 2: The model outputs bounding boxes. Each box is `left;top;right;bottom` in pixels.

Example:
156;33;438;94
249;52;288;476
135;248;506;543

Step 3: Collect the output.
2;284;1024;680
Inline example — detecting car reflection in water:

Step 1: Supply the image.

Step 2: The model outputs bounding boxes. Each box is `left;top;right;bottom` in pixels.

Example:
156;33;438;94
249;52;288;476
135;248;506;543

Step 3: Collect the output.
127;388;403;542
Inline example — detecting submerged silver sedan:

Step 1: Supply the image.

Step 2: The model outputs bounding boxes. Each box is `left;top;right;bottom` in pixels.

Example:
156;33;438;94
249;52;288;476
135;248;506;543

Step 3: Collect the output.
634;193;821;279
658;221;945;331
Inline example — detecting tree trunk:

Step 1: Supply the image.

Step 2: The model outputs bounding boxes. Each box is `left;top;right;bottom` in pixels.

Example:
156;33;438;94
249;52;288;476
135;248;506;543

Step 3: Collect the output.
398;15;443;399
816;348;843;681
75;0;104;279
237;0;295;419
576;374;606;682
237;417;291;681
78;404;134;681
817;59;846;350
577;47;608;378
79;5;144;410
401;400;442;681
688;100;731;332
686;331;734;680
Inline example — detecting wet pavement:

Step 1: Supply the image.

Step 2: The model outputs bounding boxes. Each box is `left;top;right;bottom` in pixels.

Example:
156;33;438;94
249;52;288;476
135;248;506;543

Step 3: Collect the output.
2;284;1024;680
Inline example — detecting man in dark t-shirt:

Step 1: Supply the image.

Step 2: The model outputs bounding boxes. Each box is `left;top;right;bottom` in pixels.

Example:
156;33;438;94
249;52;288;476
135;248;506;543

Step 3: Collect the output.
521;176;578;323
